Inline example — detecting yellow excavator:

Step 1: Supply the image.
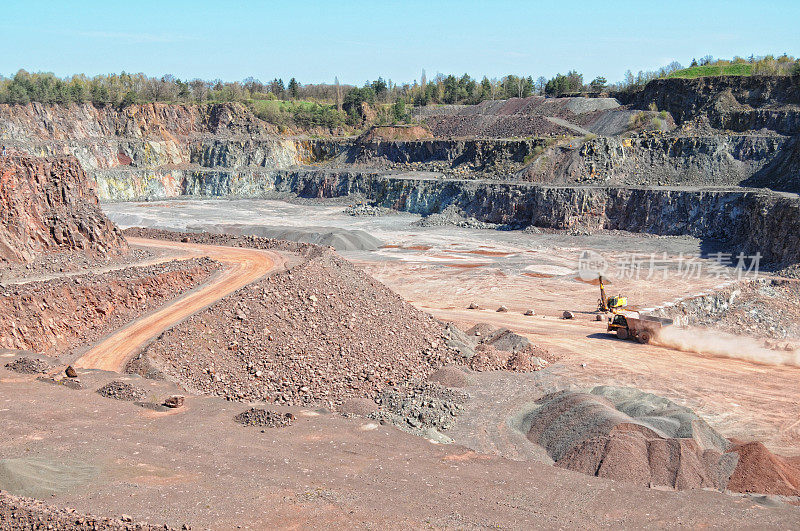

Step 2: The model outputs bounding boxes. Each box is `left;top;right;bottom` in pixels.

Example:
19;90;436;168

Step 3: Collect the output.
597;275;627;313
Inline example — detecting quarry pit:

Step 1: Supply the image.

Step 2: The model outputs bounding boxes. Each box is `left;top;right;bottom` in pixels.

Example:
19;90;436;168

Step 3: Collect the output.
2;74;800;528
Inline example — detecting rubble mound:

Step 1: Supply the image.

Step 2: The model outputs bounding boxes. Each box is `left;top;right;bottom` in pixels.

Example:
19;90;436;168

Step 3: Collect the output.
96;380;146;402
524;387;738;491
234;408;294;428
142;246;460;407
4;357;50;374
0;155;127;263
0;491;176;530
461;324;552;371
344;203;394;217
413;96;622;138
371;382;468;435
727;441;800;496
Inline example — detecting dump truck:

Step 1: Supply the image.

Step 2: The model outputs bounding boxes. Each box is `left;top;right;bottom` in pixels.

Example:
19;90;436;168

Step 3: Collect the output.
607;311;673;343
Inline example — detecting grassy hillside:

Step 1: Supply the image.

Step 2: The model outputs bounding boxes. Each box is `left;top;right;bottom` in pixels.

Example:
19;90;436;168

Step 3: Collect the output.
667;63;753;78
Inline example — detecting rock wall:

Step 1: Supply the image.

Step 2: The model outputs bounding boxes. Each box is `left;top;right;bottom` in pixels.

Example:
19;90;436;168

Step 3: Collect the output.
0;155;126;263
102;167;800;265
617;75;800;134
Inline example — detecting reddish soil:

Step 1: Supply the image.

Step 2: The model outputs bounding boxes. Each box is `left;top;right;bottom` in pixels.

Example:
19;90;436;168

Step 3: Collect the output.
0;258;218;355
727;441;800;496
444;263;485;269
2;365;798;529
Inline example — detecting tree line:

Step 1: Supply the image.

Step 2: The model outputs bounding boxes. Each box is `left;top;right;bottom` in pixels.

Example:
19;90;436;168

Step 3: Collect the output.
1;55;797;129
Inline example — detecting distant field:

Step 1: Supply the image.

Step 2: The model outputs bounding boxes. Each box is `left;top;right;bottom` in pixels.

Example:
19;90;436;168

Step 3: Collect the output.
667;64;753;78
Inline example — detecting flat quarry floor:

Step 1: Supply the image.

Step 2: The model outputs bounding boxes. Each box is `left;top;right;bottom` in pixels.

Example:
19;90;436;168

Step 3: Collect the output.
2;360;799;528
103;198;800;456
3;197;792;526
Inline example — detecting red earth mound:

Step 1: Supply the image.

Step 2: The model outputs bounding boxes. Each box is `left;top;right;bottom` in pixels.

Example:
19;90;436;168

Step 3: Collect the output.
727;441;800;496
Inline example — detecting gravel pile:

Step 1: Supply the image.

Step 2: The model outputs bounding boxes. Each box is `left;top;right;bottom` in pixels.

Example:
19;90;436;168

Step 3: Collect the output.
461;324;553;371
370;382;468;434
525;387;739;491
0;491;178;530
415;96;596;138
653;278;800;341
344;203;394;217
727;441;800;496
414;205;499;229
142;245;461;408
96;381;147;402
4;357;50;374
234;408;294;428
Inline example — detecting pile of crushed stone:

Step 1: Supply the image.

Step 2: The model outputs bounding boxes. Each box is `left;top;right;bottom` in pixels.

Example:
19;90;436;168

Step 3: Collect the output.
452;323;552;371
370;382;468;435
5;357;50;374
141;245;462;408
524;386;738;491
0;491;179;530
234;408;294;428
96;380;146;402
727;441;800;496
413;205;499;229
344;203;394;217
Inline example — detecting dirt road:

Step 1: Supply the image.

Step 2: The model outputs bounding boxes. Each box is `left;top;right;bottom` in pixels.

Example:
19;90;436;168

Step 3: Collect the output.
75;237;283;372
428;307;800;456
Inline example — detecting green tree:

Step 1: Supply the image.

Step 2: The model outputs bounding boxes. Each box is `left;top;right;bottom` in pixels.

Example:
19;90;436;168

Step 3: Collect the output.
589;76;607;91
392;100;407;122
287;78;300;99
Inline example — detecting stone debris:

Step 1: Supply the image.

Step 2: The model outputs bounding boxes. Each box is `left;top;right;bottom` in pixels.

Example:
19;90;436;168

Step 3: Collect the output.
96;380;147;402
0;490;181;530
562;311;574;319
140;241;462;408
496;305;509;313
5;357;50;374
164;395;185;408
234;408;294;428
370;382;468;435
524;309;535;316
65;365;78;378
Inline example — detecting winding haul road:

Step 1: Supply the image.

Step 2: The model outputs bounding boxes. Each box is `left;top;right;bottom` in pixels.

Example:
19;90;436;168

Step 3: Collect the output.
75;237;282;372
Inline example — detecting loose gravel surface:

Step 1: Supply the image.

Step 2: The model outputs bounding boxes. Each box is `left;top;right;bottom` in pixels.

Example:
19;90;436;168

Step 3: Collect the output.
371;382;469;436
96;381;147;402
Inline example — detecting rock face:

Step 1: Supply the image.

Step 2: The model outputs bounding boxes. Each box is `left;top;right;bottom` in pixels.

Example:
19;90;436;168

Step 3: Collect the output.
617;75;800;134
0;155;126;263
2;77;800;266
170;168;800;264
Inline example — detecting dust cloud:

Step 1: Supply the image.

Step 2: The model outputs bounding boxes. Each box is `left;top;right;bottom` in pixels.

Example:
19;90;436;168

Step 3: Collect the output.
654;326;800;366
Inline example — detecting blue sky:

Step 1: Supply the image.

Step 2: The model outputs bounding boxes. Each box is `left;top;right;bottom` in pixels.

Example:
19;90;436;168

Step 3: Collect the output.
1;0;797;85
